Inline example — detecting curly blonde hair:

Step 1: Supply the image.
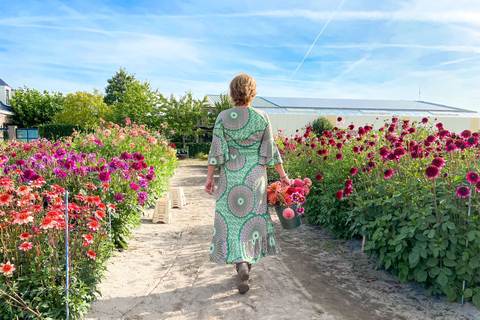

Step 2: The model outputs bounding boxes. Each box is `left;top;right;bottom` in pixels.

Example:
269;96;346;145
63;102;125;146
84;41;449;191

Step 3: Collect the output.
229;74;257;106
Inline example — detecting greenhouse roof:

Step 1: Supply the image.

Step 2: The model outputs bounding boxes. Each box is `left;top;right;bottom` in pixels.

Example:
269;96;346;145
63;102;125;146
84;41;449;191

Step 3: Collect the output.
206;95;478;117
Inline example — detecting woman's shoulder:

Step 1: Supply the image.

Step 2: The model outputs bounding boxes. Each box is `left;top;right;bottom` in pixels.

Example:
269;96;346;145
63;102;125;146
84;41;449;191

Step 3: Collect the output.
249;107;269;122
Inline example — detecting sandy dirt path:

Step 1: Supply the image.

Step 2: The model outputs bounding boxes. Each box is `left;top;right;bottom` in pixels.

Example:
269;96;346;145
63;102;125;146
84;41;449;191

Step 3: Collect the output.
85;161;480;320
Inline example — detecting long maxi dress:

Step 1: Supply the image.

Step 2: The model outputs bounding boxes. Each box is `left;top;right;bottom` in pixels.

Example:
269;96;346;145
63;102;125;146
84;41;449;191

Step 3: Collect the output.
207;106;283;265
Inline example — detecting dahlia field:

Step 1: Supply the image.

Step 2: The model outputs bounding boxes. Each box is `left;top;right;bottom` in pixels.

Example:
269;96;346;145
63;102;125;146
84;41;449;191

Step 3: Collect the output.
276;117;480;308
0;119;177;319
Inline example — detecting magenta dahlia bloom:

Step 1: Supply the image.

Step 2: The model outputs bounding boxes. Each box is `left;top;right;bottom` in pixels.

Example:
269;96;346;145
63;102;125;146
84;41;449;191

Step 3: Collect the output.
130;182;140;191
476;181;480;192
467;137;478;147
353;146;360;154
344;186;353;195
436;123;443;129
348;124;355;130
296;207;305;215
431;157;445;168
461;130;472;139
350;167;358;176
456;186;470;198
368;161;376;168
425;165;440;179
408;127;416;134
422;117;429;124
384;169;394;179
337;117;342;122
446;144;456;153
345;179;353;187
53;167;67;179
335;190;344;200
98;171;111;183
336;142;343;149
466;171;480;184
315;174;323;182
358;127;365;135
379;148;389;159
335;153;343;160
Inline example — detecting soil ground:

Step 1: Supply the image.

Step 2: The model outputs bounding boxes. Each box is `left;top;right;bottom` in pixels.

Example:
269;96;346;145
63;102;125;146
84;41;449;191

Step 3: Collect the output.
85;159;480;320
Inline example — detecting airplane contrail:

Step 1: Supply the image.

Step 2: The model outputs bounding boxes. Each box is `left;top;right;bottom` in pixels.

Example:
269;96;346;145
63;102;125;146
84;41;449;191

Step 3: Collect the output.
292;0;347;77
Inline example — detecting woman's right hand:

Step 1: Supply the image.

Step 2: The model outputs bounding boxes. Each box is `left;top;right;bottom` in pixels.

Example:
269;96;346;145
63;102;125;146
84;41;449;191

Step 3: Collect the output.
205;177;215;195
281;175;291;186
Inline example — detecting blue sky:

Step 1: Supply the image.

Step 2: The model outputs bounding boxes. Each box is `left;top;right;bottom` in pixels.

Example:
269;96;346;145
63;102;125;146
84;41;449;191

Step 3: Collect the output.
1;0;480;111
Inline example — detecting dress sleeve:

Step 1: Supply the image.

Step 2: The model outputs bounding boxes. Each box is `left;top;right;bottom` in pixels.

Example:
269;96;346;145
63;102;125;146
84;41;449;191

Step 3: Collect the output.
208;114;230;166
259;114;283;166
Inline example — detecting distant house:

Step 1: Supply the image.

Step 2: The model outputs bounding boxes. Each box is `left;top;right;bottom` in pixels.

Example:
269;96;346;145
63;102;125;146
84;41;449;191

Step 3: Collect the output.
0;78;14;124
206;95;480;136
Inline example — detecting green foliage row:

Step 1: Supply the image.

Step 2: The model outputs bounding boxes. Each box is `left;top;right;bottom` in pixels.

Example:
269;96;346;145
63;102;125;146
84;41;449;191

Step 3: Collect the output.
185;142;211;158
38;123;85;140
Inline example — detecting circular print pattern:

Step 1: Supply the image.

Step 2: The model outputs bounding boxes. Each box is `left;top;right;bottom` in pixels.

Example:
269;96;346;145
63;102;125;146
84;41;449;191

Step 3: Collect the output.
210;212;228;263
228;186;254;217
214;167;227;200
240;217;268;260
237;131;264;147
225;147;245;171
244;165;268;215
222;108;249;130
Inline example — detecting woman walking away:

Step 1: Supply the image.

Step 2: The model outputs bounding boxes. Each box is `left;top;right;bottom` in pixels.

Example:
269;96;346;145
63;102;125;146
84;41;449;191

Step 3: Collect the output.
205;74;290;294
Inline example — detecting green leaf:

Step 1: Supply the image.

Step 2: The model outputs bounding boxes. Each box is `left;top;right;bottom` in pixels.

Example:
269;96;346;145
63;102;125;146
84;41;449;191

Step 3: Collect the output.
469;256;480;269
468;230;476;242
464;288;473;298
427;229;436;238
473;294;480;309
443;259;456;267
445;221;456;230
426;257;438;267
416;269;428;282
437;271;448;287
409;251;420;267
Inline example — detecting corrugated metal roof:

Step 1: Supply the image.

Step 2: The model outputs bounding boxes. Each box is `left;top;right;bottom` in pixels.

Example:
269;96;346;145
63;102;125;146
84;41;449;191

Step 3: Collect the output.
206;95;478;117
0;78;10;87
207;95;277;108
262;97;474;113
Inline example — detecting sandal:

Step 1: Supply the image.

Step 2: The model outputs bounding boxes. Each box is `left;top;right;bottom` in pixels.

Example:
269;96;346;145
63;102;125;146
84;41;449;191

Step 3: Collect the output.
236;262;251;294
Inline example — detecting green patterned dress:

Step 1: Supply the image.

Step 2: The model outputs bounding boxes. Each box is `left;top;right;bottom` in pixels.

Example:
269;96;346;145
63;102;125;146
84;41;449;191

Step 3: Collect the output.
208;106;283;265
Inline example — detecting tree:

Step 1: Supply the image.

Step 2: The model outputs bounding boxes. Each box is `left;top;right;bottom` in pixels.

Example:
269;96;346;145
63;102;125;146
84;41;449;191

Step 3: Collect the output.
310;116;334;135
209;93;234;125
164;92;208;149
53;90;112;126
112;80;166;127
10;86;65;127
104;68;136;106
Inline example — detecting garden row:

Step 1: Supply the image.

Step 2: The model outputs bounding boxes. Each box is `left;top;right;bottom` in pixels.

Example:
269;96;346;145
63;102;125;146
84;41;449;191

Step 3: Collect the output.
275;117;480;308
0;119;177;319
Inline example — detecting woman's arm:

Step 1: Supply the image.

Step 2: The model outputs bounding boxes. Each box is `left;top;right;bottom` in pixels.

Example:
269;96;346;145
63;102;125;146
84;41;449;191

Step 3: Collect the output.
274;163;290;186
205;165;216;195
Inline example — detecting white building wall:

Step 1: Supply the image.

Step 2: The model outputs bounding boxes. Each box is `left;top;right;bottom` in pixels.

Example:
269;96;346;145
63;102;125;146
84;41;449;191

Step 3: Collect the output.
0;85;6;105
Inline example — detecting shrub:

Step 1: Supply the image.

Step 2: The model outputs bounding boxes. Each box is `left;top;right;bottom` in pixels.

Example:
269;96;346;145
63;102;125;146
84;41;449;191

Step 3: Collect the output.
38;123;84;141
310;116;334;135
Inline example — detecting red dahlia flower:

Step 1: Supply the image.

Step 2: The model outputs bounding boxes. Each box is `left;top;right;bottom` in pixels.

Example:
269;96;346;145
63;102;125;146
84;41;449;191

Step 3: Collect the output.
353;146;360;154
344;186;353;195
337;117;342;122
315;174;323;182
431;157;445;168
336;153;343;160
335;190;344;199
384;169;394;179
336;143;343;149
350;167;358;175
466;171;480;184
422;117;428;124
345;179;353;187
348;125;355;130
456;186;470;198
436;123;443;129
425;165;440;179
408;127;416;134
476;181;480;192
87;250;96;260
461;130;472;139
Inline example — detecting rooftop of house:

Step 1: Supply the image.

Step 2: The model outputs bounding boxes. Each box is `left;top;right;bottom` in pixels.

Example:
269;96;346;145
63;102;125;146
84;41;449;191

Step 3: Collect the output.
0;78;10;87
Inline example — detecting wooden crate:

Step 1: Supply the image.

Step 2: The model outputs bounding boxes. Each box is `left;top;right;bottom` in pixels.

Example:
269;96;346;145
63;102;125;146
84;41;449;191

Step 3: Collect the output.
170;187;186;209
152;198;172;223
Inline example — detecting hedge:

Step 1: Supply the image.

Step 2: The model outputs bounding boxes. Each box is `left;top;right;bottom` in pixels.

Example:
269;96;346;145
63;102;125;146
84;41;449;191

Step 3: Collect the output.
186;142;211;157
38;123;85;140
